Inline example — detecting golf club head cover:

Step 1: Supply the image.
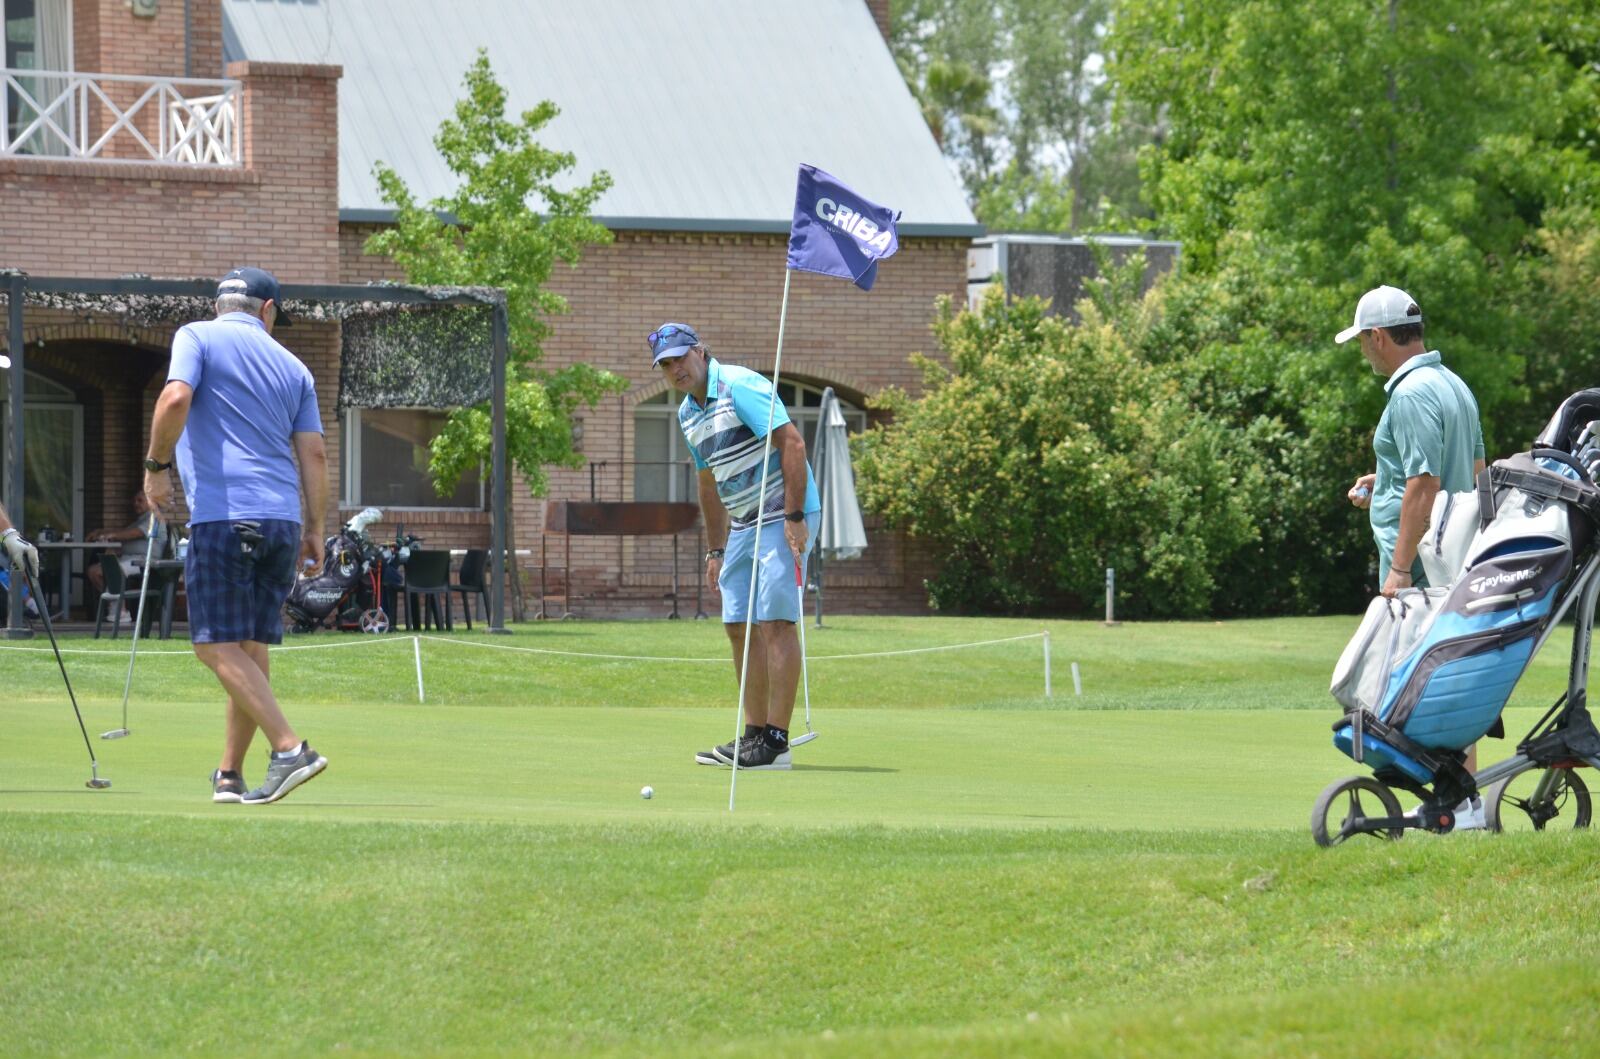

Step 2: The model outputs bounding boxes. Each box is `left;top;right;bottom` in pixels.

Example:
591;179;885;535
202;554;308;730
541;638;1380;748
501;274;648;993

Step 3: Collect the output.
1;527;40;578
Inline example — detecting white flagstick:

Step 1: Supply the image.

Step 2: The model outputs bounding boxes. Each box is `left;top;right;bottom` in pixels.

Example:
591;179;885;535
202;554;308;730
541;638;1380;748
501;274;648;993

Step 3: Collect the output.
730;269;794;811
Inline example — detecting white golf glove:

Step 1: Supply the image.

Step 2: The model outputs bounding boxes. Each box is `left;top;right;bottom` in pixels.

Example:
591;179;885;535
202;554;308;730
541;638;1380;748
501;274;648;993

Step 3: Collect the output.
1;527;40;579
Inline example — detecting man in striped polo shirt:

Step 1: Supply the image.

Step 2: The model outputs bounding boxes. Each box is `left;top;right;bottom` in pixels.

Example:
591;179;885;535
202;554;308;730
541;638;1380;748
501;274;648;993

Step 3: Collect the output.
650;323;821;770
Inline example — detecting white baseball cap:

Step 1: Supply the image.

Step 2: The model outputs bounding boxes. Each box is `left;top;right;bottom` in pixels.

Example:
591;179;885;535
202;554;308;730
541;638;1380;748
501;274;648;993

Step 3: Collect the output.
1334;285;1423;344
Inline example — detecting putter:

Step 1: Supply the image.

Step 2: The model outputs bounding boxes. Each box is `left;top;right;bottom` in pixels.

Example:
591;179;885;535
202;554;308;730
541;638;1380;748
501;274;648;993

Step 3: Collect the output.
22;565;112;789
102;529;157;740
790;559;818;748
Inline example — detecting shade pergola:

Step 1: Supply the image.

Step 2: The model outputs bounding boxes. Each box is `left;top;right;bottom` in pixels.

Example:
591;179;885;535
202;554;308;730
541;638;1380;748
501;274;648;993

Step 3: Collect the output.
2;271;511;638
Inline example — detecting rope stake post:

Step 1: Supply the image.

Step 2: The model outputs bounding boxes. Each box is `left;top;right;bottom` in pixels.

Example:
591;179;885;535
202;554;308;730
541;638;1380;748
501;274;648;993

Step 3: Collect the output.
1043;629;1051;698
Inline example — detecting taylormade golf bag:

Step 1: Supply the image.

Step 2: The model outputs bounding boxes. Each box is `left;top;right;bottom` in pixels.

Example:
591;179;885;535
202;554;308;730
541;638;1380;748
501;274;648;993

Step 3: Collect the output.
1329;391;1600;804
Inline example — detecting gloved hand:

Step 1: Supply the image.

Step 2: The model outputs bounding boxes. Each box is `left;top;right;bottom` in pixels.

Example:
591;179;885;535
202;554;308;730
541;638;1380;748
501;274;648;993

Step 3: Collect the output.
1;527;40;579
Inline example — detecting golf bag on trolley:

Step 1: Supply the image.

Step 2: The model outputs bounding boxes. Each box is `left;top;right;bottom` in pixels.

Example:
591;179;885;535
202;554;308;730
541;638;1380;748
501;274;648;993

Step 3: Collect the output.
283;522;366;632
1316;389;1600;844
284;507;418;633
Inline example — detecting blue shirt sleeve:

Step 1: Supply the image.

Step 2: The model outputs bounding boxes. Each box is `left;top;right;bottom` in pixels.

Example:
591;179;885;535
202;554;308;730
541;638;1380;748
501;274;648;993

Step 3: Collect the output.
292;370;323;434
727;370;792;438
168;324;204;389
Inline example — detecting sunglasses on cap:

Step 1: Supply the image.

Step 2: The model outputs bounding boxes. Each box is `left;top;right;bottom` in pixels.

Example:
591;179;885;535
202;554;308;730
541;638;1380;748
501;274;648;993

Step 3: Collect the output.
647;323;699;354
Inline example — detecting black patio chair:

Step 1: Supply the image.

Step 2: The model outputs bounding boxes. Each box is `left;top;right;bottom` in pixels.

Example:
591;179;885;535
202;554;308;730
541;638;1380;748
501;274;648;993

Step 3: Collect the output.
450;549;489;629
403;549;453;632
93;555;144;639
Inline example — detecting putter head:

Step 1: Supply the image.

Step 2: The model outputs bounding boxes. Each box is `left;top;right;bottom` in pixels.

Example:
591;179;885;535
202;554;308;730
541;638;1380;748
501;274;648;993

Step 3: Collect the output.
789;731;819;747
86;777;111;789
100;728;131;740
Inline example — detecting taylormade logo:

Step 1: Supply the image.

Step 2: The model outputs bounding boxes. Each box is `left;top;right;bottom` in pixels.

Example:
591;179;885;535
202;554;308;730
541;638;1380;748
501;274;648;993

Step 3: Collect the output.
1469;567;1540;594
815;198;894;253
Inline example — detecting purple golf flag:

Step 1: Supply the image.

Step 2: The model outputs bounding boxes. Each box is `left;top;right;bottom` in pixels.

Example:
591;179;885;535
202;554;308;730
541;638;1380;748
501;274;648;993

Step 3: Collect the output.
786;164;901;291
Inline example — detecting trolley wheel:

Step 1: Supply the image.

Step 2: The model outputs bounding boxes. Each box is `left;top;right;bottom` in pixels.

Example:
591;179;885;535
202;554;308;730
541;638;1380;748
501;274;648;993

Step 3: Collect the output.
360;608;390;634
1484;767;1591;833
1312;776;1405;847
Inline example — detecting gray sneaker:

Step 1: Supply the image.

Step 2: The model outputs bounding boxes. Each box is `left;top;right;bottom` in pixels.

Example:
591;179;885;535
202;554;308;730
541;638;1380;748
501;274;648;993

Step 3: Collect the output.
241;742;327;805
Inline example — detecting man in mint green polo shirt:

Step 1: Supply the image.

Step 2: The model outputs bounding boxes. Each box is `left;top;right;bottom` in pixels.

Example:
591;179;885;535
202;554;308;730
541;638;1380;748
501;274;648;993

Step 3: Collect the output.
1340;285;1485;599
1339;285;1488;817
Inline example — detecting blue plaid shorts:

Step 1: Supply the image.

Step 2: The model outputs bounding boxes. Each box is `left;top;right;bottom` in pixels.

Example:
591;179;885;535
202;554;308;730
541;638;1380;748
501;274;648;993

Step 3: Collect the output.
186;519;301;645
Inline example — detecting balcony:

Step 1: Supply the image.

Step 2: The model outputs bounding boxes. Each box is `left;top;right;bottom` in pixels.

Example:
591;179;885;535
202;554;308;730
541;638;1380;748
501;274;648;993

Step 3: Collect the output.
1;69;240;166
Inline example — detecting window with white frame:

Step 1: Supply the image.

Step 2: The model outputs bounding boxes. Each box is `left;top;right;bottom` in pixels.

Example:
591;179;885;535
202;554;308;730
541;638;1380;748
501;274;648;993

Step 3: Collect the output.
342;408;483;509
4;0;74;155
633;380;866;502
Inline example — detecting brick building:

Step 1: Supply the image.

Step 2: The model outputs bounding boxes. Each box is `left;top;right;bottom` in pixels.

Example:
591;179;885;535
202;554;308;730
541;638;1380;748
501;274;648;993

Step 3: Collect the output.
1;0;980;619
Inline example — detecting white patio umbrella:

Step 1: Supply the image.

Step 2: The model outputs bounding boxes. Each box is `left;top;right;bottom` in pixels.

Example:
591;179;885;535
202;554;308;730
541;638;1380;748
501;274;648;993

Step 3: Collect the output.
809;387;867;624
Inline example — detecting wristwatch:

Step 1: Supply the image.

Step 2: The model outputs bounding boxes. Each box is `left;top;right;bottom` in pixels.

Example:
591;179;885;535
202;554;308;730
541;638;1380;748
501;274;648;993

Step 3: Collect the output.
143;456;172;472
705;548;725;562
785;510;806;522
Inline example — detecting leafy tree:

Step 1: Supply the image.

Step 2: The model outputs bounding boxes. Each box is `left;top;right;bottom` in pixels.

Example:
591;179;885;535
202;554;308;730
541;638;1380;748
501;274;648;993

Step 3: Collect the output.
854;281;1265;617
366;51;626;501
1104;0;1600;611
892;0;1152;230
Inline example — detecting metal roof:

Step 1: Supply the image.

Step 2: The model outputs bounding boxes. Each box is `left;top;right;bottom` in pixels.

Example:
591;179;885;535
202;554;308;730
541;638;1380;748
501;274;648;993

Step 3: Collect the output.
222;0;981;236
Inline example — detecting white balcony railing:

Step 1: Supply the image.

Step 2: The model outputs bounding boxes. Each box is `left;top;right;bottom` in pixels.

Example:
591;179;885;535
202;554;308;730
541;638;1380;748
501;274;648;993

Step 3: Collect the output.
1;69;241;166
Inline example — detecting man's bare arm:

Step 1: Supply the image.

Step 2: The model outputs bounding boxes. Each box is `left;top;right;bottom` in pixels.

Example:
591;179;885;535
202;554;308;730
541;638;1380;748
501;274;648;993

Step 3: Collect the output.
293;431;328;567
1392;473;1442;571
698;468;728;550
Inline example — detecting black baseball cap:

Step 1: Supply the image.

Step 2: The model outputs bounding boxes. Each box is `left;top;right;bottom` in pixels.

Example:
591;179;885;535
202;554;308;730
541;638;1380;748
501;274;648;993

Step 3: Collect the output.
217;267;293;326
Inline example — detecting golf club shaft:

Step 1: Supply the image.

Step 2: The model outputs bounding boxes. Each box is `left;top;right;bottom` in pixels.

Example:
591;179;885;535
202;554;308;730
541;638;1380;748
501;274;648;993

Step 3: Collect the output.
795;560;812;732
117;530;158;730
23;565;99;767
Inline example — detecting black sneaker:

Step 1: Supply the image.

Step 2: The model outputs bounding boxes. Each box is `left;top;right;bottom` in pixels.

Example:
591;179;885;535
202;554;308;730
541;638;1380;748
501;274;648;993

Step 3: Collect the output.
695;740;733;766
241;742;328;805
211;768;246;804
719;738;792;771
698;732;764;766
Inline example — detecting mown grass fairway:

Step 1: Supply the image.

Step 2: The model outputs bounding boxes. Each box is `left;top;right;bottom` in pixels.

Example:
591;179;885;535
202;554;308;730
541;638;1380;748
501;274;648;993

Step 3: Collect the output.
3;616;1597;1057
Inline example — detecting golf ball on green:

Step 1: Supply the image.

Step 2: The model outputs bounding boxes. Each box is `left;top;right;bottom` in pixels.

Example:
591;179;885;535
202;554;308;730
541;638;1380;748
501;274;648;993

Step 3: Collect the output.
641;786;653;800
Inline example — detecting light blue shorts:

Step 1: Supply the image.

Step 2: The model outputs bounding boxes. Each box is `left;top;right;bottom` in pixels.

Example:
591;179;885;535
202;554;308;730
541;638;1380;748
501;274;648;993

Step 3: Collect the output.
720;513;819;625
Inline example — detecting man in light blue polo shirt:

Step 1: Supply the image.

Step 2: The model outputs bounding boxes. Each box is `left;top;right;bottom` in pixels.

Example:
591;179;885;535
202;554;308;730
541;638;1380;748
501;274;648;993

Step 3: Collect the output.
1339;285;1487;821
1340;285;1485;598
649;322;821;771
143;267;330;806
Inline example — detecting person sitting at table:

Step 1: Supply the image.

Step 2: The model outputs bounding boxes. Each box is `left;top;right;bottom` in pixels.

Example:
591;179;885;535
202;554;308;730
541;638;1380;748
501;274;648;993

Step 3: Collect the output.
86;490;169;606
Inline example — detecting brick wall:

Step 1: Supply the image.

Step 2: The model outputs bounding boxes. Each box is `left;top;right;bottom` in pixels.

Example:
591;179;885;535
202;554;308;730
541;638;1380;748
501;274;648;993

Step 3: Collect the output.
0;61;341;280
341;225;966;616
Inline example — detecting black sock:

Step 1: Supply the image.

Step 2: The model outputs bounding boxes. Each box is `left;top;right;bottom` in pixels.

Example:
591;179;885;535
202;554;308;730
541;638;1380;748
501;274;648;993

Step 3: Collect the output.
743;723;762;740
764;725;789;749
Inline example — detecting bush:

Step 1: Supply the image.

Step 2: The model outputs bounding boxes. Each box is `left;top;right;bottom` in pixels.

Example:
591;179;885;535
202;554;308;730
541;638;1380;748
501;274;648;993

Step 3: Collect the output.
854;285;1264;617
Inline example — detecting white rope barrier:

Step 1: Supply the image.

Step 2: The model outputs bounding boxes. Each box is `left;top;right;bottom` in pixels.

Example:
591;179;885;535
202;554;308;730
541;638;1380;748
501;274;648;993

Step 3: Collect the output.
414;630;1046;663
0;629;1049;663
0;636;418;656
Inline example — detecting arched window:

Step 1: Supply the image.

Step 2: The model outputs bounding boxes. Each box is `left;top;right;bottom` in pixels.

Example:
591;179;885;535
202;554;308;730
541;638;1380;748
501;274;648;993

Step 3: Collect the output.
633;379;866;502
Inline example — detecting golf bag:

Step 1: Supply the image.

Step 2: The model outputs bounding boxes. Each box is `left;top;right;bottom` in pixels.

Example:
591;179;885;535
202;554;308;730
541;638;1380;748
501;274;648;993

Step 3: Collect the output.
283;525;364;631
283;508;421;633
1328;390;1600;806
